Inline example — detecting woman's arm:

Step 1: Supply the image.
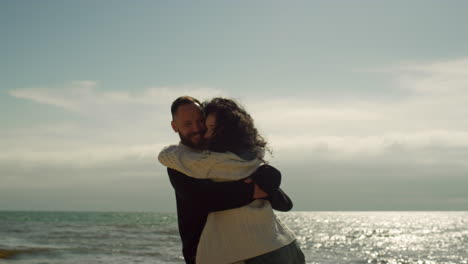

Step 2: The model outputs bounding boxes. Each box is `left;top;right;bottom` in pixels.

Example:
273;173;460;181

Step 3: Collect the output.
251;165;294;212
158;144;261;181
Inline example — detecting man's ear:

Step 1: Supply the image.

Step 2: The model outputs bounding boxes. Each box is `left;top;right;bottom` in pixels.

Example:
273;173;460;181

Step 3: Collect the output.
171;121;178;133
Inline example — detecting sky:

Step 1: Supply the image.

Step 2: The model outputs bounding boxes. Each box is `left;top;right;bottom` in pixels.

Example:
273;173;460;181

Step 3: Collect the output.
1;0;468;212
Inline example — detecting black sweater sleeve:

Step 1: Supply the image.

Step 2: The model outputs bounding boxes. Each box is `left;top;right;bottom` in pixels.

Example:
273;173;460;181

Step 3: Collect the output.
167;168;255;212
251;165;294;212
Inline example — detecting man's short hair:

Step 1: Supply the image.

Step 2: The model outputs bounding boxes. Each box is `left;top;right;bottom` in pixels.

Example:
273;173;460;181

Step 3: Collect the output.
171;96;202;119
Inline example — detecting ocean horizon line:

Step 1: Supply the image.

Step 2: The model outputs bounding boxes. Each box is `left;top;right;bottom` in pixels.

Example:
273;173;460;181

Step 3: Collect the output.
1;209;467;213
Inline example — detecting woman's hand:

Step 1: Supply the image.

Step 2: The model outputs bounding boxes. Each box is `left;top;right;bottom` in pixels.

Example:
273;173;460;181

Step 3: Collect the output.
245;177;268;199
253;184;268;199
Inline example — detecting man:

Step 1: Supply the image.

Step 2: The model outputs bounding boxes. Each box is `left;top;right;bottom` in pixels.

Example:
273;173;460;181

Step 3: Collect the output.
163;96;290;264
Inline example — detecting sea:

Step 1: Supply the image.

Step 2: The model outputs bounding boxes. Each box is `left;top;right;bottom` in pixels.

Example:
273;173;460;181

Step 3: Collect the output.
0;211;466;264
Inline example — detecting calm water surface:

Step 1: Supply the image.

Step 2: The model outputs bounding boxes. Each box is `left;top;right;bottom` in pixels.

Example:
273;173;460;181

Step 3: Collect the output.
0;211;466;264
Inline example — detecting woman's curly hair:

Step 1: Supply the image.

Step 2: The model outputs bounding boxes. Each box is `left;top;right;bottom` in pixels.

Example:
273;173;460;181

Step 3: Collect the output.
202;97;271;160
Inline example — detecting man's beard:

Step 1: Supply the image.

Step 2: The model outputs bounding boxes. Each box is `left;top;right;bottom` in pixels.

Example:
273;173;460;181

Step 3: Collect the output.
179;132;205;149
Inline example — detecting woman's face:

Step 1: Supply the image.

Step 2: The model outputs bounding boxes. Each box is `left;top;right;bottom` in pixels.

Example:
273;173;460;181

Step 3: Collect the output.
204;113;216;139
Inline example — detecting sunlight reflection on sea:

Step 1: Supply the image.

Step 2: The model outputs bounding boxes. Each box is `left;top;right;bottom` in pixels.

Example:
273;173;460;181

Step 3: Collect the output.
279;211;468;264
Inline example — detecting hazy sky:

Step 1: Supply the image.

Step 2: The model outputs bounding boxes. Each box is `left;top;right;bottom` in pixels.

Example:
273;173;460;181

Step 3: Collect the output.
2;0;468;212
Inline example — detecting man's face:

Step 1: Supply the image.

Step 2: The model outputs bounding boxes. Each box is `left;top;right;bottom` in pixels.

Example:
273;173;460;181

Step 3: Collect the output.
171;103;206;149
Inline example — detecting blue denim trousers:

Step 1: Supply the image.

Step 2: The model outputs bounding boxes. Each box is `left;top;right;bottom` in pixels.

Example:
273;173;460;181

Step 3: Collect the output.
243;241;306;264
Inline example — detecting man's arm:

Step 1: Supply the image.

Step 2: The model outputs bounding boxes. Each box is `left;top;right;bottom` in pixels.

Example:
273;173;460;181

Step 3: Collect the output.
168;164;293;212
168;168;255;212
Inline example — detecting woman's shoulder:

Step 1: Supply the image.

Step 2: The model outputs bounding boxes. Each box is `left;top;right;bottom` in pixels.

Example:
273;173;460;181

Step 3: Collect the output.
158;144;265;166
159;143;239;160
159;143;202;154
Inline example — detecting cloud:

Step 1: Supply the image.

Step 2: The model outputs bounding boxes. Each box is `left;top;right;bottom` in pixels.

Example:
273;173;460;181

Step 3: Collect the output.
267;130;468;171
9;81;97;112
249;98;380;126
3;57;468;211
244;57;468;170
4;83;227;169
9;81;225;114
0;142;164;167
4;57;468;174
269;130;468;153
363;57;468;95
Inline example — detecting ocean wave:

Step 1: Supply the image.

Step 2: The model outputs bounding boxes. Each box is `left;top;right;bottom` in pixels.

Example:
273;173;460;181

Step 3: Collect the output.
0;247;53;259
367;257;438;264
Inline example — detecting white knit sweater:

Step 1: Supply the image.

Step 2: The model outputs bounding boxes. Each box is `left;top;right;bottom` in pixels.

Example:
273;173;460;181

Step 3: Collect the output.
158;144;262;181
158;144;296;264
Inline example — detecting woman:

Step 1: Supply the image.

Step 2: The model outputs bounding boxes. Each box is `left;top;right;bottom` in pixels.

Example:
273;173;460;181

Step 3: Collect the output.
159;98;305;264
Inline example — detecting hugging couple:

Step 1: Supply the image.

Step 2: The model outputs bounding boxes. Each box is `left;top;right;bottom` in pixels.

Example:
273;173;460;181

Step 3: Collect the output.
158;96;305;264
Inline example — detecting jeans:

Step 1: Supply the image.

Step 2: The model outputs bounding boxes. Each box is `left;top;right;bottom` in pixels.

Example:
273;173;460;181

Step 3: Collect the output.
243;241;306;264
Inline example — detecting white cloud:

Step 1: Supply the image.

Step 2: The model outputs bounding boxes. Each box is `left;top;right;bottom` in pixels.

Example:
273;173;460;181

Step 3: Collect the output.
364;57;468;95
3;58;468;211
268;130;468;161
0;143;165;167
9;81;97;112
246;57;468;166
9;81;225;114
249;98;380;125
4;83;227;167
4;57;468;172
